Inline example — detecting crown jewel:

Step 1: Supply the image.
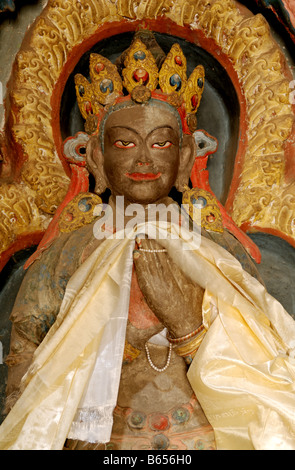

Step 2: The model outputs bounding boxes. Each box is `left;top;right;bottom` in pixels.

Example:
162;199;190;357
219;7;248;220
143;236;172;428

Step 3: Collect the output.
122;38;159;93
75;38;205;133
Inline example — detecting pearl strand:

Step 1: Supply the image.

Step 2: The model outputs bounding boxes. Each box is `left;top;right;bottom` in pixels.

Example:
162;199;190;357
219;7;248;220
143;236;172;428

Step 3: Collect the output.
145;342;173;373
139;248;167;253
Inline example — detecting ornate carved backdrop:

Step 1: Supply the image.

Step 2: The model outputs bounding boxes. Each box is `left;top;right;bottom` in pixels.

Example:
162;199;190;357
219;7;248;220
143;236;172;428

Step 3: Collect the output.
0;0;294;270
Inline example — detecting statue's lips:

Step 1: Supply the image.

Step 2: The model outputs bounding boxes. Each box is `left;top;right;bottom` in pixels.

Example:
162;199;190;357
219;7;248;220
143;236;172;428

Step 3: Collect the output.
125;172;162;181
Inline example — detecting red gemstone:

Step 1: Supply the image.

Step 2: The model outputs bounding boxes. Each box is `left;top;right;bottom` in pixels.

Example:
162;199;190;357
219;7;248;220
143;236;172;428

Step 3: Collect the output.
149;414;169;431
191;94;199;110
206;213;216;223
85;101;93;114
175;55;183;66
133;68;149;84
95;63;105;73
65;212;73;222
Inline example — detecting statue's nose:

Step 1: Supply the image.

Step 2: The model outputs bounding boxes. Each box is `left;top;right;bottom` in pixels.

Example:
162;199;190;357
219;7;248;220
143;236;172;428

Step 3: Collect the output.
136;161;150;167
135;145;151;166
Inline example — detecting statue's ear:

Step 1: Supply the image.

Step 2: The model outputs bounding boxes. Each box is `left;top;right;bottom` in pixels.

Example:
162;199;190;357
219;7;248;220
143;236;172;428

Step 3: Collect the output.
175;134;196;192
86;135;108;195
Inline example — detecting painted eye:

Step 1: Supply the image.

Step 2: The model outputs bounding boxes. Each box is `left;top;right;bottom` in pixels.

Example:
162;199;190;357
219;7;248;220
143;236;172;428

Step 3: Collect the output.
114;141;136;148
152;141;173;149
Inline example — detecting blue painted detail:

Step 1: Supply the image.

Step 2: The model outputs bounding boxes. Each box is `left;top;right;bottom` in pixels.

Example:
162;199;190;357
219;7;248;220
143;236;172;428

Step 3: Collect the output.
193;196;207;209
169;73;182;92
172;407;190;424
79;85;85;97
197;77;204;88
100;78;114;94
78;198;92;212
133;50;146;60
128;411;146;429
152;434;170;450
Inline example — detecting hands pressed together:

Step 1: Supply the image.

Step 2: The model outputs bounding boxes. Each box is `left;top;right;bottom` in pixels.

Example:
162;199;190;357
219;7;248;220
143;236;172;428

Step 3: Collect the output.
133;237;204;340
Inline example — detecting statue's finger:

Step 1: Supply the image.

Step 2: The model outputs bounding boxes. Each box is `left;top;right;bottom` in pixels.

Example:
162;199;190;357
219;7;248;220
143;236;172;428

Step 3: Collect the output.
133;249;141;260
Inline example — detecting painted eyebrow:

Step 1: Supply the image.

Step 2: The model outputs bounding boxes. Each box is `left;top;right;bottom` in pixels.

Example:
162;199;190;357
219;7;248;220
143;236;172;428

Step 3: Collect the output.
109;125;177;137
110;126;139;134
148;125;176;136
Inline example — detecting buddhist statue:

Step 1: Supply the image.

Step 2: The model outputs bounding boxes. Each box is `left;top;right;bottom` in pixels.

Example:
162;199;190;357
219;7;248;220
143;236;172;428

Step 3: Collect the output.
0;0;295;452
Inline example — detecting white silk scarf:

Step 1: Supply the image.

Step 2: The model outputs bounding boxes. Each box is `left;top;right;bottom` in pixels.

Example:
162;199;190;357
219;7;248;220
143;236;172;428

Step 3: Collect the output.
0;222;295;450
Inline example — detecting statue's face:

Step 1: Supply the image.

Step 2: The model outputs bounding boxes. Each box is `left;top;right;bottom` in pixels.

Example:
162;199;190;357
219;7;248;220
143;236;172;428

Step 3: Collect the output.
102;105;183;205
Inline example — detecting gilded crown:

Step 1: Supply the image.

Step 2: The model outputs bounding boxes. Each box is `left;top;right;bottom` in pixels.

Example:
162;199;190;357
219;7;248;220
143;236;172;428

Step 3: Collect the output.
75;38;205;134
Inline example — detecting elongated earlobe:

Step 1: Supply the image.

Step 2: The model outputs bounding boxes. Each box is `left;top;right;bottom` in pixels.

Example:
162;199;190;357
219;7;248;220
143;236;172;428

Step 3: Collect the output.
175;134;196;192
86;136;108;195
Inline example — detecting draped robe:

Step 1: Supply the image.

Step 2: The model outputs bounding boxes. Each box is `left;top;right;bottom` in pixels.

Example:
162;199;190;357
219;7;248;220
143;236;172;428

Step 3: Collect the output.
0;221;295;450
